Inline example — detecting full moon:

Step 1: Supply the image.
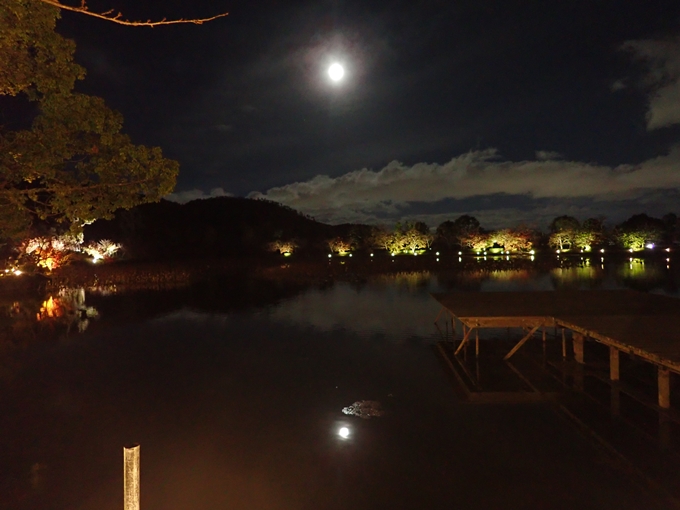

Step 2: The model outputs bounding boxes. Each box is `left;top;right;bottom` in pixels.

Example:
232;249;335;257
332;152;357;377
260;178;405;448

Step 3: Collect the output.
328;63;345;82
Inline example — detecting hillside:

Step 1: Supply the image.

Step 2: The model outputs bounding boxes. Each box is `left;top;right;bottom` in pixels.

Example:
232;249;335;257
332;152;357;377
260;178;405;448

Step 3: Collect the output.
84;197;336;260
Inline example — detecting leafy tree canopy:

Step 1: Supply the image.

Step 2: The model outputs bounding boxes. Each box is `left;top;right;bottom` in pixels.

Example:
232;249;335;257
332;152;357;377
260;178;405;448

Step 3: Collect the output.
549;215;580;234
0;0;178;241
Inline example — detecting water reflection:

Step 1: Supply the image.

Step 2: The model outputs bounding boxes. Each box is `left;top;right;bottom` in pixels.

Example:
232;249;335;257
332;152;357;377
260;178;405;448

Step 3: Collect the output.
0;261;679;510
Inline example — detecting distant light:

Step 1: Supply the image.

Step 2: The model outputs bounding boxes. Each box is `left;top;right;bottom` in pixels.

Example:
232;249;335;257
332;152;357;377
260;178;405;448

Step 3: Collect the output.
458;251;462;255
530;255;535;262
370;253;374;257
666;248;671;252
600;249;605;253
667;258;670;262
391;253;396;256
349;254;352;257
629;248;634;253
13;269;21;276
328;63;345;82
458;257;462;262
556;250;560;254
283;252;291;257
338;427;350;439
436;258;440;262
328;254;332;258
91;257;100;263
436;252;440;256
646;243;654;249
529;250;535;255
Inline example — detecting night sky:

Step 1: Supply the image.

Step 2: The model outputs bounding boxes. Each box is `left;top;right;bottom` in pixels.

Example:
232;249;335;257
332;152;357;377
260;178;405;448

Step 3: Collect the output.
58;0;680;228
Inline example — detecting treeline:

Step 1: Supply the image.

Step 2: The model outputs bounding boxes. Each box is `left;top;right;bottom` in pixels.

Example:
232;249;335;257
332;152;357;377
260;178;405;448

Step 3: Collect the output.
328;213;679;254
8;198;679;273
86;197;679;260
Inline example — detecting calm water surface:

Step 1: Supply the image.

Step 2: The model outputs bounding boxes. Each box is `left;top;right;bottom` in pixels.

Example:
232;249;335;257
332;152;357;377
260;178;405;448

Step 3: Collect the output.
1;259;679;510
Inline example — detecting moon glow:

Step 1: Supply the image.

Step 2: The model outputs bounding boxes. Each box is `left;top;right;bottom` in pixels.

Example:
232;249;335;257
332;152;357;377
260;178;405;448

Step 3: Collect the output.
328;63;345;82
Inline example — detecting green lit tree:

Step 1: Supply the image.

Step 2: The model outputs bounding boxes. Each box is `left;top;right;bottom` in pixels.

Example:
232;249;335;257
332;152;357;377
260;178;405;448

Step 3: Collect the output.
0;0;179;242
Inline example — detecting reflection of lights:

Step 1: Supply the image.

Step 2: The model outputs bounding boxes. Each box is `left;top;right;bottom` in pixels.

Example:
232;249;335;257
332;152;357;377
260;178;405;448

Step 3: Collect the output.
338;427;350;439
666;248;671;252
530;255;535;262
529;250;535;255
13;269;22;275
436;258;439;262
667;258;671;262
600;249;605;253
646;243;654;249
458;257;462;262
283;252;291;257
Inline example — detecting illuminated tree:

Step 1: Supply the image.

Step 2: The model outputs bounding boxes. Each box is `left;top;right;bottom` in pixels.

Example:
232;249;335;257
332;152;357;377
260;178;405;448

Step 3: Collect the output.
548;215;580;250
269;239;298;255
491;227;534;252
0;1;179;242
464;232;492;252
327;237;353;253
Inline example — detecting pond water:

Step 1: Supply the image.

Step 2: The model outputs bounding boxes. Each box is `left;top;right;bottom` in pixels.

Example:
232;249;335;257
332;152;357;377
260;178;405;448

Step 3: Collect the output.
1;258;679;510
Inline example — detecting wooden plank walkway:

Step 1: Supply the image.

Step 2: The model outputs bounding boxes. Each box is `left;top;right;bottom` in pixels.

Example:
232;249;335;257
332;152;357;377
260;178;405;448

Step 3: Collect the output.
431;290;680;408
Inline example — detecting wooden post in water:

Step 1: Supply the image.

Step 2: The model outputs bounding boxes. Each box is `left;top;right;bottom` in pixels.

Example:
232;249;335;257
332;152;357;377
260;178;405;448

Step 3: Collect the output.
572;333;584;364
561;329;566;359
609;347;620;381
475;329;479;357
124;445;140;510
658;368;671;409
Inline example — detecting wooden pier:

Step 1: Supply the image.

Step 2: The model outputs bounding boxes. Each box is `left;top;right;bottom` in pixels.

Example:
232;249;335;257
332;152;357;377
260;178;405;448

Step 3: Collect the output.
432;290;680;409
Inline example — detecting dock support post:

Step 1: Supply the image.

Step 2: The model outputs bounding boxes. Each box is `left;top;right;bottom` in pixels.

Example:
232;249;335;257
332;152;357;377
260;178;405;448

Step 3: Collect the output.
124;445;140;510
475;329;479;357
542;327;546;343
573;333;584;364
561;329;566;359
658;367;670;409
609;347;620;381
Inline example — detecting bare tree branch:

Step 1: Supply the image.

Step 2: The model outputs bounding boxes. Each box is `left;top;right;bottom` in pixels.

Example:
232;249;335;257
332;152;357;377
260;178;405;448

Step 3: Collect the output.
38;0;229;27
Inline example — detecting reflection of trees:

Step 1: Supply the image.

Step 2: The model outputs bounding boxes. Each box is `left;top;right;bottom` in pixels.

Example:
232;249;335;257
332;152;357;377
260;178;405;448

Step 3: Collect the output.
550;266;605;290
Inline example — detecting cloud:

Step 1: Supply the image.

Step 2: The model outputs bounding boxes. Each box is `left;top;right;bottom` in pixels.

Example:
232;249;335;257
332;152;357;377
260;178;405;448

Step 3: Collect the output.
535;150;563;161
165;187;233;204
248;147;680;225
622;36;680;130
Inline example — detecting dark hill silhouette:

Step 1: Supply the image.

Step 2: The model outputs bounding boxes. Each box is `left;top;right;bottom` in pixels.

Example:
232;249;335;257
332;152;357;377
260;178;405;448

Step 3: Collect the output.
84;197;336;260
